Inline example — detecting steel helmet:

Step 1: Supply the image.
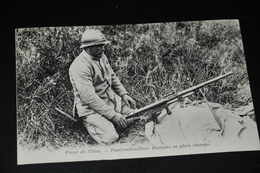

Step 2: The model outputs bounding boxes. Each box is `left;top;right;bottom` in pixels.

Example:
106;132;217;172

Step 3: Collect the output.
80;29;111;48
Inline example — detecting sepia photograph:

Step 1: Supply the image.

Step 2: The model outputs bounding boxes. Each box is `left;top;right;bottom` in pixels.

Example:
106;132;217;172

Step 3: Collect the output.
16;20;260;165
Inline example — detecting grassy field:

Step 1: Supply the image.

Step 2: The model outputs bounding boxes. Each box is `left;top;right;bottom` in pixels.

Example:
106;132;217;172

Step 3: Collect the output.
16;20;252;150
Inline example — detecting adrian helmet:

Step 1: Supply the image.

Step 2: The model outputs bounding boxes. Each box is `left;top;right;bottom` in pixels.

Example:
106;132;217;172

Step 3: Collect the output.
80;30;111;48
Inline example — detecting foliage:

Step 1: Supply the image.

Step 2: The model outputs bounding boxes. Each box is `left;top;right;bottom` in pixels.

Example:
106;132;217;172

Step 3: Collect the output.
16;20;251;150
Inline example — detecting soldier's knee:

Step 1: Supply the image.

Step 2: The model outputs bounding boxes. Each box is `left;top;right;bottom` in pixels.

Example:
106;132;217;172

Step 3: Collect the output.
102;131;119;144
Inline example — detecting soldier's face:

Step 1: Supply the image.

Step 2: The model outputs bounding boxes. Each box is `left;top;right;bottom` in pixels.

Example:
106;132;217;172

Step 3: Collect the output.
86;44;105;58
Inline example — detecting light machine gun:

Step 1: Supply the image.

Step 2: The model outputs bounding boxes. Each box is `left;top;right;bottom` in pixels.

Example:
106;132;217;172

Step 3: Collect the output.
126;71;234;127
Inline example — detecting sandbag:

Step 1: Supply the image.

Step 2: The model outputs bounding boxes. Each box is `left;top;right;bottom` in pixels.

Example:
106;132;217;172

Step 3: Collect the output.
145;102;260;150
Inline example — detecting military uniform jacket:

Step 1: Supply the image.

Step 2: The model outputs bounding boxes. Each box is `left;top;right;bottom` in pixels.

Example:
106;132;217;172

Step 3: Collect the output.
69;50;128;119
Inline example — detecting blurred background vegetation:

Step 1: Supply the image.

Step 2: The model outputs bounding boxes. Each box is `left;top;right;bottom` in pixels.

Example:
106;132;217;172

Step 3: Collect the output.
16;20;252;149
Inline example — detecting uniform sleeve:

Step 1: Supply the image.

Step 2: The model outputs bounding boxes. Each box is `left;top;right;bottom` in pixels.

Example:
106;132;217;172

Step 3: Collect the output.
104;56;128;96
111;72;128;96
69;64;116;120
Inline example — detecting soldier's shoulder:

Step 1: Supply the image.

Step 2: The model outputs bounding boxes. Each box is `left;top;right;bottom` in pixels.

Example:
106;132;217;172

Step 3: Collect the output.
70;53;83;67
70;52;92;71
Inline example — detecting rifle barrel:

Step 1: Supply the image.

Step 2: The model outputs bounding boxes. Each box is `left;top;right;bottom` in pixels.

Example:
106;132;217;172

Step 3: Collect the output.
55;107;78;122
167;71;233;100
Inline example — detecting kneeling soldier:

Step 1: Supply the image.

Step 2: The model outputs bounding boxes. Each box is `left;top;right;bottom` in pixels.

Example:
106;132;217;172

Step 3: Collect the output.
69;30;136;144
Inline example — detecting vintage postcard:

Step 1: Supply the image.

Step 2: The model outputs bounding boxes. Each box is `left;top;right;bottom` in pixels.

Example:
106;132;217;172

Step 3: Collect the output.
16;19;260;165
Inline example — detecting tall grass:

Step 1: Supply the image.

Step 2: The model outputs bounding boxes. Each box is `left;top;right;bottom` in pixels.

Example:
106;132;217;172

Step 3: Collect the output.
16;20;251;150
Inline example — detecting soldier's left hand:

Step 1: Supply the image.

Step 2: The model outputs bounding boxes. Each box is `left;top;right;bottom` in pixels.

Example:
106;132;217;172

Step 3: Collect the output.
122;94;136;109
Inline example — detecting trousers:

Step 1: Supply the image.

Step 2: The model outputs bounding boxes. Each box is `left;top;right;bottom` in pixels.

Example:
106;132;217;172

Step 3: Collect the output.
82;94;133;144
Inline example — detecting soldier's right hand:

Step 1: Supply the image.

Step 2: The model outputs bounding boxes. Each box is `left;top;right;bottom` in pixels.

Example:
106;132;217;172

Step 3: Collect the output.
111;113;127;129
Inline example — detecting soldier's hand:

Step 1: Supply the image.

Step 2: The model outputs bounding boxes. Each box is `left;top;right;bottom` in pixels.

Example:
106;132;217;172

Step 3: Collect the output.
111;113;127;129
122;94;136;109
